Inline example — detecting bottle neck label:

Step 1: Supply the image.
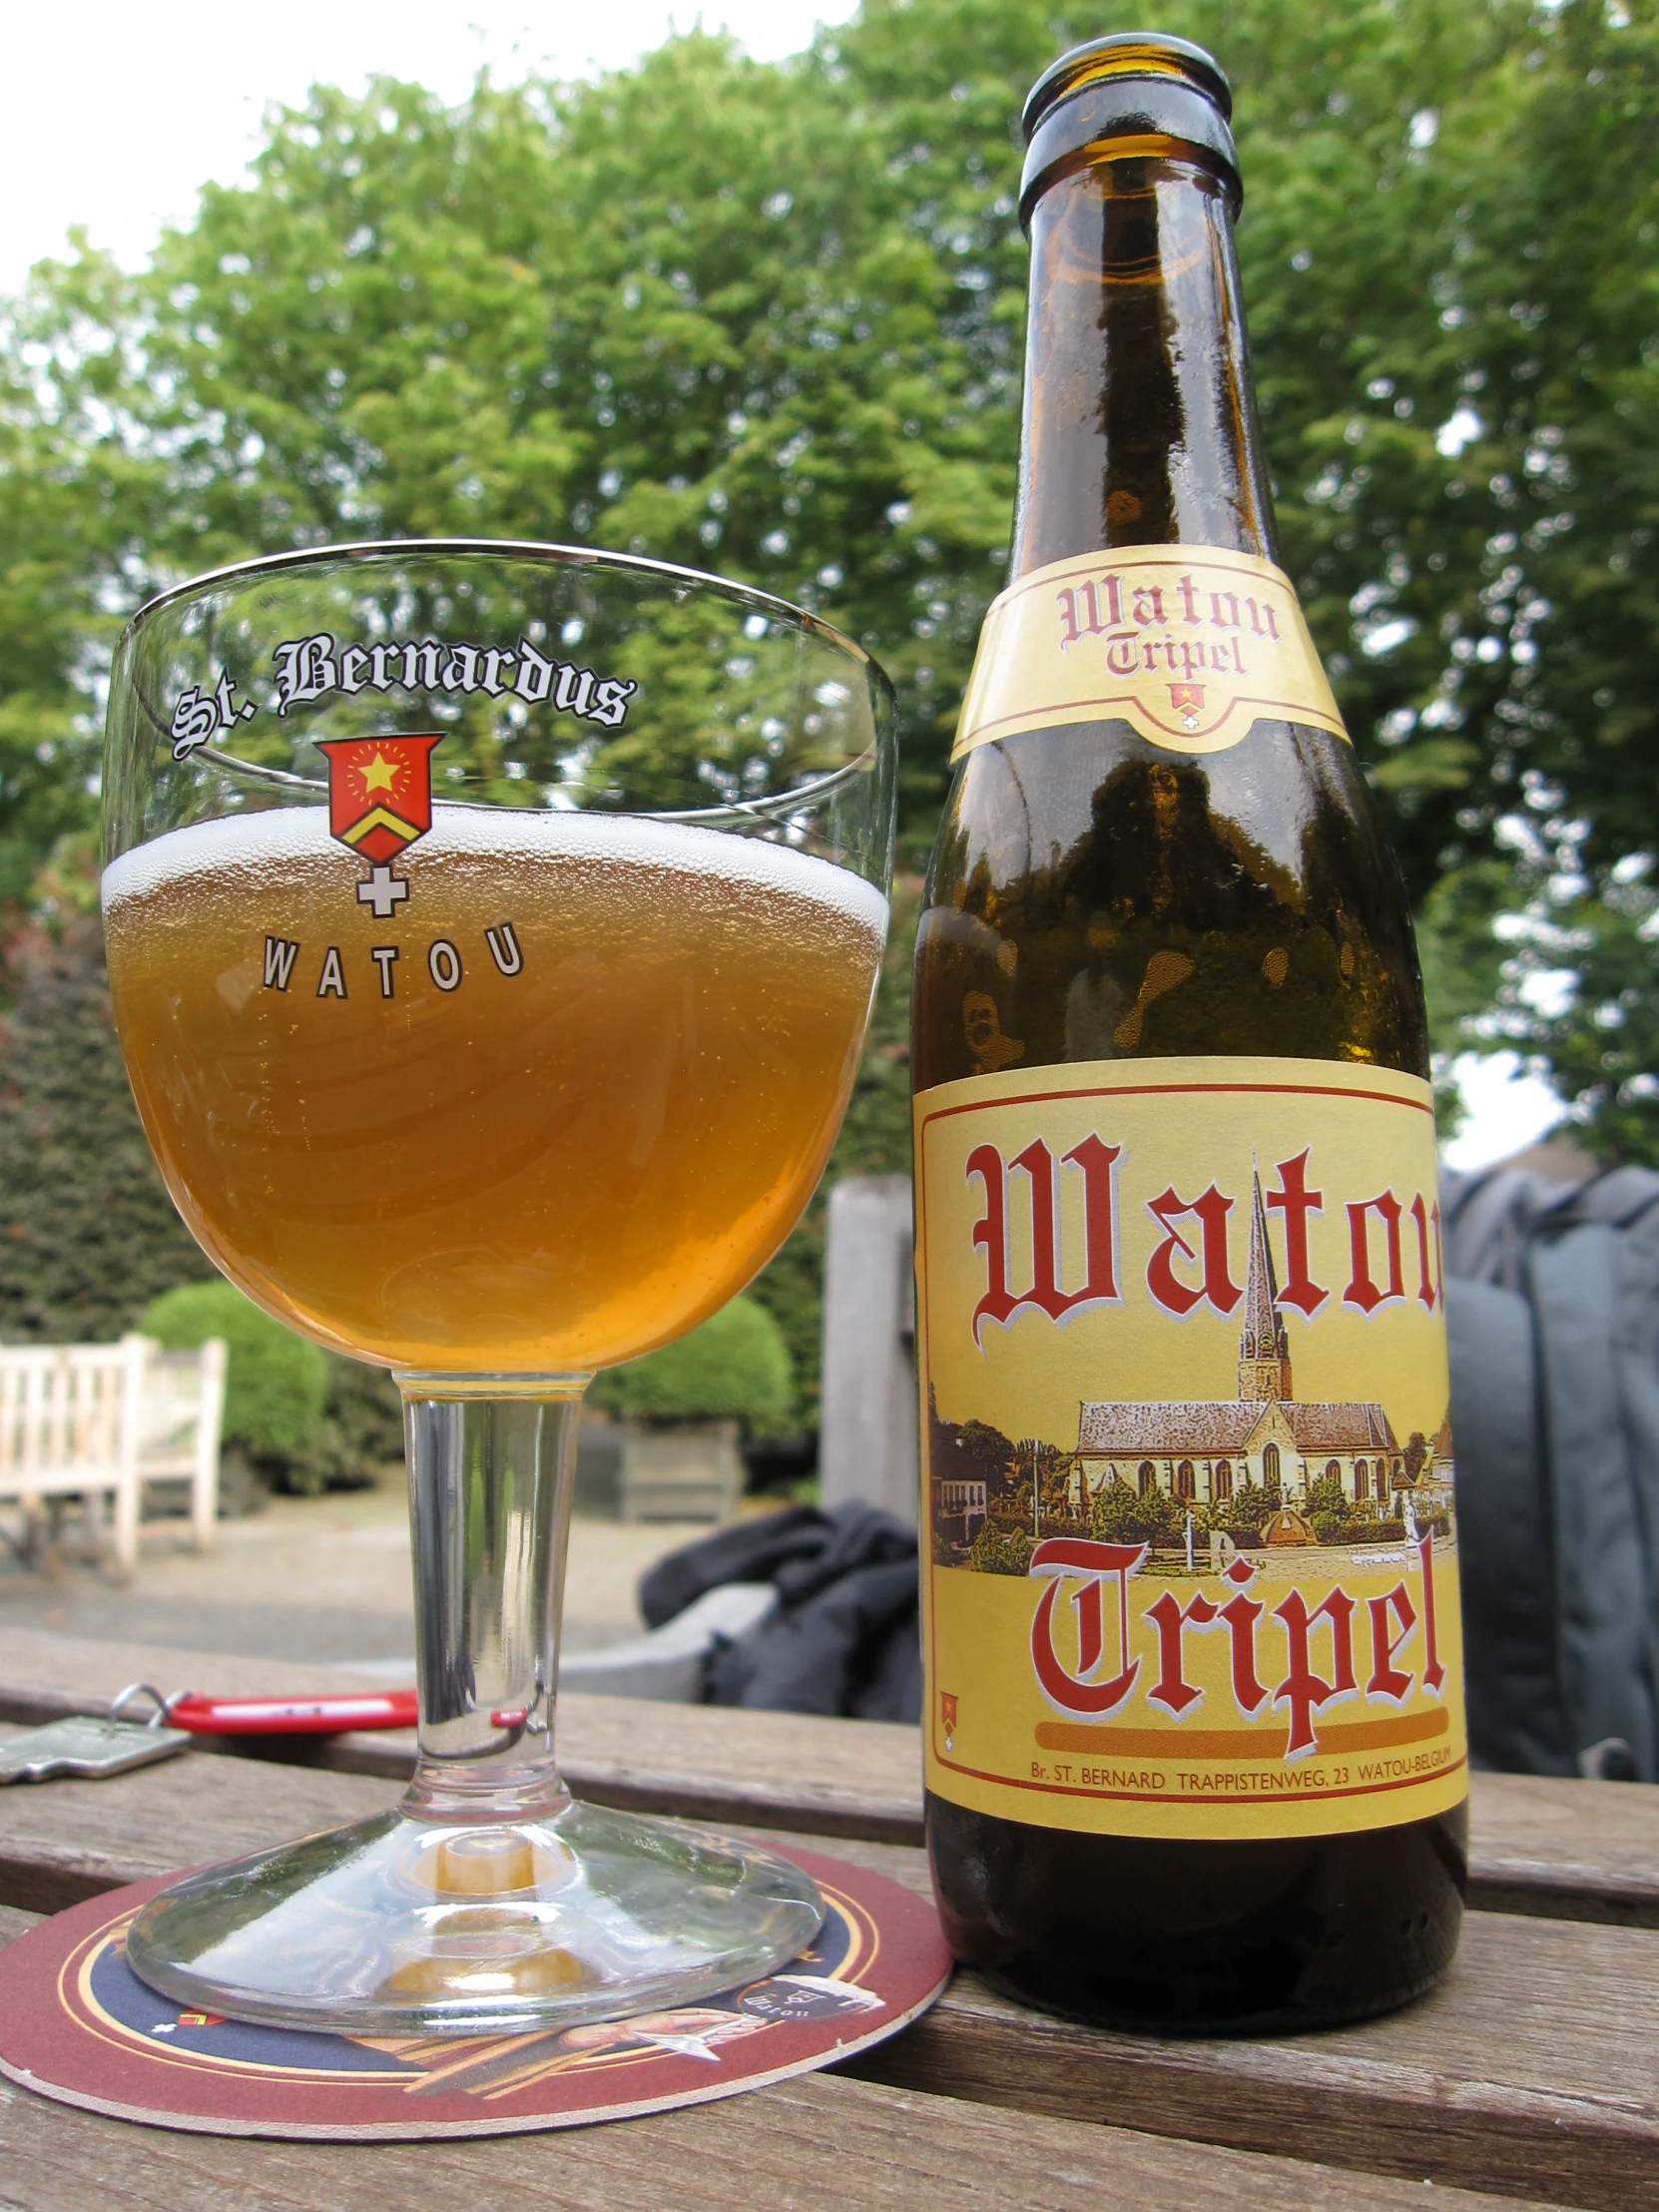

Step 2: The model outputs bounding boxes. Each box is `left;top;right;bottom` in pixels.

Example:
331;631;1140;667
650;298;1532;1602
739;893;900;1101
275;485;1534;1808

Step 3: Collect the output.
913;1053;1467;1842
953;545;1347;761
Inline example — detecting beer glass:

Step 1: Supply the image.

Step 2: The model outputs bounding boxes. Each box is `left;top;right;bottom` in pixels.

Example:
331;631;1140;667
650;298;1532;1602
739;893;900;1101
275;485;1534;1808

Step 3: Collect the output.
101;541;896;2033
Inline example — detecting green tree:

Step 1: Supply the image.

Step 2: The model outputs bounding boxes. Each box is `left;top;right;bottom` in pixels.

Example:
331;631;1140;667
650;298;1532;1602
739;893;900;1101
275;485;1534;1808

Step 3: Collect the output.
18;0;1654;892
7;0;1659;1374
1305;1468;1366;1544
1089;1476;1186;1549
1422;829;1659;1162
0;246;167;911
1307;1471;1347;1520
1204;1479;1276;1543
970;1519;1033;1575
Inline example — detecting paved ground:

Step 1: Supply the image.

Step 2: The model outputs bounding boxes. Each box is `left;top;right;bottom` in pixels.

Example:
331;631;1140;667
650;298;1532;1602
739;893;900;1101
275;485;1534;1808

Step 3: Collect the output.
0;1466;714;1676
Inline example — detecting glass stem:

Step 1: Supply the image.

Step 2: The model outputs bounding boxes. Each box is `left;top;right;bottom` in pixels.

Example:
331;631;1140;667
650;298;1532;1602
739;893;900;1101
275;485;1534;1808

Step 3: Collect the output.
396;1378;589;1825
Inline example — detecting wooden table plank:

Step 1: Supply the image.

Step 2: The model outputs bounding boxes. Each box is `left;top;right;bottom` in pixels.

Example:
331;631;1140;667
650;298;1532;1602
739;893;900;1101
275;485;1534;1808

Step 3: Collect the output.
1466;1768;1659;1928
0;2064;1572;2212
0;1626;922;1842
0;1726;397;1912
0;1734;1652;2209
7;1626;1655;1925
0;1906;1573;2212
851;1912;1659;2212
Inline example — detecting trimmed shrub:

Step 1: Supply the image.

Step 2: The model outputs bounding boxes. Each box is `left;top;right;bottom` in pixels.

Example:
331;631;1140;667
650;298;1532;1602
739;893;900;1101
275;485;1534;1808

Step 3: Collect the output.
327;1357;405;1467
275;1358;407;1495
590;1294;795;1435
142;1280;328;1463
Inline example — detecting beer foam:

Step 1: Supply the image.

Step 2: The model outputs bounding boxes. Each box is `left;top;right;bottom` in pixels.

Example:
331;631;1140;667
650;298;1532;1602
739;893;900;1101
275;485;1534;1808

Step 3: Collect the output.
102;804;889;938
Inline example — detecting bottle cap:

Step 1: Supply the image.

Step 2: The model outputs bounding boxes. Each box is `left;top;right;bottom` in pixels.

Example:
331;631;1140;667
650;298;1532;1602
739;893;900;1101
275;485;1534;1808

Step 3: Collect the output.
1022;33;1232;138
1020;31;1240;229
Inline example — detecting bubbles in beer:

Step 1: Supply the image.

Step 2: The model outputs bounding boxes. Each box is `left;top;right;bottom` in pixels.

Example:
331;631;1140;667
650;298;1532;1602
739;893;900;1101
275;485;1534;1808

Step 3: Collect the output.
103;807;886;1375
102;805;889;950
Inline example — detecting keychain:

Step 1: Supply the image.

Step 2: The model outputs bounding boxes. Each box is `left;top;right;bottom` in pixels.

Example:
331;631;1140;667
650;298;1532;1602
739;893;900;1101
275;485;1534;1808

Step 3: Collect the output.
0;1684;192;1784
0;1683;432;1784
167;1688;419;1734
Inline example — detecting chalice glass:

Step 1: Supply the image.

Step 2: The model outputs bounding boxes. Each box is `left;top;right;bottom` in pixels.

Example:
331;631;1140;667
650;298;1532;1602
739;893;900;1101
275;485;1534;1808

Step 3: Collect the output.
101;541;896;2033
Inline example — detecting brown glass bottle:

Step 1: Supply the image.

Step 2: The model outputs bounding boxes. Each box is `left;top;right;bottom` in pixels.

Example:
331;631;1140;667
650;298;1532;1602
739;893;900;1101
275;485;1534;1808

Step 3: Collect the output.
912;35;1467;2033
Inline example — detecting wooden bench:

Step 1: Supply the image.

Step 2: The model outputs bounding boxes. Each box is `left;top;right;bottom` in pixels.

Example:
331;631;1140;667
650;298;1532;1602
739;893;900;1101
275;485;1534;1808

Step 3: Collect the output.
0;1625;1656;2208
0;1338;227;1576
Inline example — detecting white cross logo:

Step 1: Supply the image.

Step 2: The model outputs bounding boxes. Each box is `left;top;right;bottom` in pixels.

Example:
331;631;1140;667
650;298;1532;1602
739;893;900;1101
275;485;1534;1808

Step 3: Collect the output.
356;865;409;918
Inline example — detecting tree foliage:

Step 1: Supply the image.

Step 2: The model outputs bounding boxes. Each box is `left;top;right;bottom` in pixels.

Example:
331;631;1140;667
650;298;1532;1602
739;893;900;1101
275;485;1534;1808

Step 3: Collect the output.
3;0;1658;1385
1090;1476;1187;1549
971;1519;1034;1575
1205;1478;1280;1542
9;3;1657;885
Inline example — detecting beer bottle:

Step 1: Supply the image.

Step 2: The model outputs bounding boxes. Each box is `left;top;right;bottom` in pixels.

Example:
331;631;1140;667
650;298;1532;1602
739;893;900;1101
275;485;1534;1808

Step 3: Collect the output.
911;33;1468;2031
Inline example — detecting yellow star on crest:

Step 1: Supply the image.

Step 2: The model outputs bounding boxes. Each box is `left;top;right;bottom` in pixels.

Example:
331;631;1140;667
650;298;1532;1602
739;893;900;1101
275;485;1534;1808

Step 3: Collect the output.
358;749;399;795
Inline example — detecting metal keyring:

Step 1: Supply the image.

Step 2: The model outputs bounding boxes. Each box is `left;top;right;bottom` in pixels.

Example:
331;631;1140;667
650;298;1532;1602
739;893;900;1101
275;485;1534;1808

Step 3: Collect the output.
108;1682;190;1731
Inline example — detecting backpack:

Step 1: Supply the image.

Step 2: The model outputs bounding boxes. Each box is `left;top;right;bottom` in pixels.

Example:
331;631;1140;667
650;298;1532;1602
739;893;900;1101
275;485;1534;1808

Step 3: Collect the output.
1442;1162;1659;1780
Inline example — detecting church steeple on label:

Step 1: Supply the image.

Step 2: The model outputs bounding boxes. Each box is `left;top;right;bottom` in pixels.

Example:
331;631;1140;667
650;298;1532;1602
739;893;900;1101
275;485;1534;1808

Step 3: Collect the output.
1238;1165;1293;1402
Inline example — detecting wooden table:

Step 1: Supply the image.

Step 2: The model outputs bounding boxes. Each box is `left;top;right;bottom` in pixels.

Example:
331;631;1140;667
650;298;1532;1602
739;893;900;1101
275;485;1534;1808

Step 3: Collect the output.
1;1626;1655;2211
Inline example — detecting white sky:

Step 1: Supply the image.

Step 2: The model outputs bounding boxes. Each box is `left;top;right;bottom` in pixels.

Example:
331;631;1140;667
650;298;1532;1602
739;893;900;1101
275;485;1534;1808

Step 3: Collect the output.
1442;1053;1565;1172
0;2;859;295
1;4;1567;1170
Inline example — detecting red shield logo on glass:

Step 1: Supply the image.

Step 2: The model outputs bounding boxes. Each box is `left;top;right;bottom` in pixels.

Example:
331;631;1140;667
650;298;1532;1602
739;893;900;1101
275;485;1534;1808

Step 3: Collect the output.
315;735;442;916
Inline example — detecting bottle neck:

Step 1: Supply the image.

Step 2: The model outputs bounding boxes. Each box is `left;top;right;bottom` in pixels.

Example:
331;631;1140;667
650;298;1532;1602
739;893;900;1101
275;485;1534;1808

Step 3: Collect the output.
1010;154;1276;579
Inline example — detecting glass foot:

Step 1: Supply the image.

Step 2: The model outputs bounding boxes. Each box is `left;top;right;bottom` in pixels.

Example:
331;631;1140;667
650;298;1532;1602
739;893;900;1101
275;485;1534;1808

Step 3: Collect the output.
124;1799;826;2036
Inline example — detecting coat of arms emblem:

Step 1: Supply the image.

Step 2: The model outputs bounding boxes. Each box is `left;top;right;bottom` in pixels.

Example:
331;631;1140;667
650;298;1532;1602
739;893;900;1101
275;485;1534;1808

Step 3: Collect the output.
314;735;443;916
1169;681;1205;733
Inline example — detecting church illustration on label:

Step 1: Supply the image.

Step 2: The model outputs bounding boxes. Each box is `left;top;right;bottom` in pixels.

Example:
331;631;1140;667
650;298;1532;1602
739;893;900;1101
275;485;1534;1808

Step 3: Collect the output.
930;1167;1454;1563
315;735;442;916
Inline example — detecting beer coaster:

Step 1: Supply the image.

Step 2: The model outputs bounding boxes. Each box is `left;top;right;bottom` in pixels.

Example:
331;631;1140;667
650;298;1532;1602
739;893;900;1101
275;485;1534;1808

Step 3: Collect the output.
0;1850;948;2140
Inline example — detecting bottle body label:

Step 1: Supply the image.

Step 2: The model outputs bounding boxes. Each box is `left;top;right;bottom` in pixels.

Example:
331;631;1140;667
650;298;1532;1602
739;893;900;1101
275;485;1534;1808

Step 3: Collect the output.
952;546;1347;761
914;1055;1466;1841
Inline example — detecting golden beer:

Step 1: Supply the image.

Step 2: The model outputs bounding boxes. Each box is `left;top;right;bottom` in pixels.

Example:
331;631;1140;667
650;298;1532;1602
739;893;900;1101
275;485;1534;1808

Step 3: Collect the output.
104;809;884;1372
